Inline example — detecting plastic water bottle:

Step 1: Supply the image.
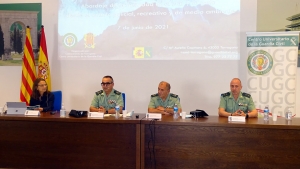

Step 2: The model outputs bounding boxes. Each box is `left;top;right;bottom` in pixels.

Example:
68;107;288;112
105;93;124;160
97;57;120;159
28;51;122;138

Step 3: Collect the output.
60;103;66;117
263;105;269;121
285;108;292;121
173;104;179;119
115;105;120;118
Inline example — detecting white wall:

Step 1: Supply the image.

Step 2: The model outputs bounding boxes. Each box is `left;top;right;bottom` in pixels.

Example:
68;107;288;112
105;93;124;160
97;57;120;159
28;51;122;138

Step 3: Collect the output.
1;0;257;115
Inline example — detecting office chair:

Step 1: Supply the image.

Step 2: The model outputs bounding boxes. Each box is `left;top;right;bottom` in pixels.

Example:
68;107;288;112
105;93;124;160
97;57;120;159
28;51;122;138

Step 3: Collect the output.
52;91;62;111
122;93;126;110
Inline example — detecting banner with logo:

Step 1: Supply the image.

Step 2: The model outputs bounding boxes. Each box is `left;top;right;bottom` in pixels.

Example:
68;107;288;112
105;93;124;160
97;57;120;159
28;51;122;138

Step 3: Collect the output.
246;32;299;117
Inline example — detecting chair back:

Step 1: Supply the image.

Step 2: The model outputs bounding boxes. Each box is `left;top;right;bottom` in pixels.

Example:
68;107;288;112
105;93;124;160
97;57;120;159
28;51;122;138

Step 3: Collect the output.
52;91;62;111
122;93;126;110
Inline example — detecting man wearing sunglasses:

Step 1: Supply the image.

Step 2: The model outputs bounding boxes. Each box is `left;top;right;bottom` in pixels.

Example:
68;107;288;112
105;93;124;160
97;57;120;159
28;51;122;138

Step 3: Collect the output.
148;81;182;115
90;75;123;114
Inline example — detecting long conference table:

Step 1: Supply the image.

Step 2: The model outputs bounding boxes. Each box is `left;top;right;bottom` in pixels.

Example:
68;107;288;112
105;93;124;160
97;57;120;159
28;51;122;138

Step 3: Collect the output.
0;112;143;169
1;113;300;168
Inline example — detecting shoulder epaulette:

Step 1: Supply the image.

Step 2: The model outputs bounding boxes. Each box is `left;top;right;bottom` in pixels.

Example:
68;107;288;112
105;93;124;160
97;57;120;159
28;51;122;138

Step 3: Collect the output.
151;93;158;97
221;92;230;97
114;90;121;95
242;92;251;98
170;93;178;98
95;90;103;95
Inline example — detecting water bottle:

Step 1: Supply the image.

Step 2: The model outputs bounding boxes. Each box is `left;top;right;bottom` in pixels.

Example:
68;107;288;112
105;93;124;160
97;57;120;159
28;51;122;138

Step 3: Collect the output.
285;108;292;121
263;105;269;121
115;105;120;118
173;104;179;119
60;103;66;117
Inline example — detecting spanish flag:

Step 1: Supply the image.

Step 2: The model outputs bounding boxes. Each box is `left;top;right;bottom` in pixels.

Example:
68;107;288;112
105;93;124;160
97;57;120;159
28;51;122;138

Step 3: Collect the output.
20;26;36;105
38;25;51;90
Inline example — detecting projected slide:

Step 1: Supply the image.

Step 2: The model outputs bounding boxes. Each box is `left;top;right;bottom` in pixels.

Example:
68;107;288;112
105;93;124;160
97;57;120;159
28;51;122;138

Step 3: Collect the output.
58;0;240;60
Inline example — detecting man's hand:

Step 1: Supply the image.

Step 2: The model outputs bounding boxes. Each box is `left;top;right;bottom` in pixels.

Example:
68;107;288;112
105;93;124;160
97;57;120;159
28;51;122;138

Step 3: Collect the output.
99;106;106;113
165;108;174;115
157;106;172;115
232;110;246;116
238;111;246;116
156;106;165;111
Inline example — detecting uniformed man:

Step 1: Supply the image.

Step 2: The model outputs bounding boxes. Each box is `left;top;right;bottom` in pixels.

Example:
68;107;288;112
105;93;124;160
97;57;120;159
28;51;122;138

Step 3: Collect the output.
90;75;123;114
148;81;182;115
218;78;257;118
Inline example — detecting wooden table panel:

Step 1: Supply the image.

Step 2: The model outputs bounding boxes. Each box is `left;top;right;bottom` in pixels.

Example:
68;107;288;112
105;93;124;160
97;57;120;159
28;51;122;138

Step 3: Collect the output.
0;113;142;169
142;116;300;169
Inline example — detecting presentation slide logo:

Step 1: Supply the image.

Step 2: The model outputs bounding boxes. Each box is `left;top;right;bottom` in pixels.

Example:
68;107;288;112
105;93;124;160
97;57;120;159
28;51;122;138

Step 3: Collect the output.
63;33;77;48
84;33;95;48
247;50;273;75
133;47;152;58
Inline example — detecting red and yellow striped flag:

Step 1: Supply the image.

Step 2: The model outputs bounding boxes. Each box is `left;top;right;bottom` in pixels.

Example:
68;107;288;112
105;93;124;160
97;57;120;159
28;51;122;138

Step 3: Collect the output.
38;25;51;90
20;26;37;105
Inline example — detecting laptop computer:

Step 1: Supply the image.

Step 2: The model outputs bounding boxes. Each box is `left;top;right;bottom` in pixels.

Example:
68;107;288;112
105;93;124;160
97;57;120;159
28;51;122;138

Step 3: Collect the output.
6;102;27;115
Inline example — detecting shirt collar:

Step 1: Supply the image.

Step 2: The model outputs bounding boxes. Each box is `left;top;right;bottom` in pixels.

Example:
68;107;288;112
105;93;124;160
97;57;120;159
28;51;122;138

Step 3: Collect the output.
229;92;243;99
102;89;115;97
160;93;170;102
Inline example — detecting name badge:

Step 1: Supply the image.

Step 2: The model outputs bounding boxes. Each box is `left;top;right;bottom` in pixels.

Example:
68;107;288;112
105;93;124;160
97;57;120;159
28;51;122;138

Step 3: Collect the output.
25;110;40;116
147;113;162;119
88;112;104;118
228;116;245;122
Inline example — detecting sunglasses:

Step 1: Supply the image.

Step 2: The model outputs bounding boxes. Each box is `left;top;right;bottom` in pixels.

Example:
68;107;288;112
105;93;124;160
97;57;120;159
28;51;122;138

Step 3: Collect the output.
101;82;113;86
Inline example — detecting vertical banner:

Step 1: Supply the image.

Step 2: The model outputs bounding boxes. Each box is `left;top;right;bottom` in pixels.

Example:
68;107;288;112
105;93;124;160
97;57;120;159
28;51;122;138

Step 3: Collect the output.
246;32;299;117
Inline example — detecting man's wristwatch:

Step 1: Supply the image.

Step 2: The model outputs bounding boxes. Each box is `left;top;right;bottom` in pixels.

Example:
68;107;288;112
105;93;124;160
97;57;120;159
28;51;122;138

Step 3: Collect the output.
105;110;108;114
246;114;249;119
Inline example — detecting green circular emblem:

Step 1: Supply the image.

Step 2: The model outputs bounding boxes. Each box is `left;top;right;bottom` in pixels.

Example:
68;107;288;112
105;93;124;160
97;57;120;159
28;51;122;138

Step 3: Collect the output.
63;33;77;48
247;50;273;75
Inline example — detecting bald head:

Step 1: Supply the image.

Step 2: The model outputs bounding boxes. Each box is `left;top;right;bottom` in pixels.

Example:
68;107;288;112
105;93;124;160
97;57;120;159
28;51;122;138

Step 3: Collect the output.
230;78;242;96
159;81;171;90
158;81;171;99
231;78;242;86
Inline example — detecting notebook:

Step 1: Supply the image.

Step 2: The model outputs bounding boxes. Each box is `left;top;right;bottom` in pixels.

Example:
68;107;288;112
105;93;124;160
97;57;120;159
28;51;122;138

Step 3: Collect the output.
6;102;27;115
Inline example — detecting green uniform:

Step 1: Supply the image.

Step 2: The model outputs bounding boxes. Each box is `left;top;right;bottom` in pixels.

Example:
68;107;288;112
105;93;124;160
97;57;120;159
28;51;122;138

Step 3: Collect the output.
91;89;124;110
148;93;181;109
219;91;256;114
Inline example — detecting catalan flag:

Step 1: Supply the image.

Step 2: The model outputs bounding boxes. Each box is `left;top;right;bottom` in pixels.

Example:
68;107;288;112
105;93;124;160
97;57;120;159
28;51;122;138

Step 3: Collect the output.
20;26;36;105
38;25;51;90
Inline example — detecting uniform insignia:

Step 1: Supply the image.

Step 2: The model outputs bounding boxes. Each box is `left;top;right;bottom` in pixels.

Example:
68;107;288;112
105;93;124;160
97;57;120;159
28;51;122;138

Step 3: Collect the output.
151;93;158;97
170;93;178;98
108;100;116;104
242;92;251;98
221;92;230;97
238;103;248;107
114;90;121;95
95;90;103;95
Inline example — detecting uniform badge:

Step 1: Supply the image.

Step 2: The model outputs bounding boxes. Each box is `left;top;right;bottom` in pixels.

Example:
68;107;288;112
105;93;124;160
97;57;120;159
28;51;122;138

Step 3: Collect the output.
238;103;248;107
108;100;116;104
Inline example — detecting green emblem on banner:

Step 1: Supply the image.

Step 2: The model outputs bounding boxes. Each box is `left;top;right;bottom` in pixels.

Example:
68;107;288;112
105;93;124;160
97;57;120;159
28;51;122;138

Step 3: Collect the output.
247;50;273;75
